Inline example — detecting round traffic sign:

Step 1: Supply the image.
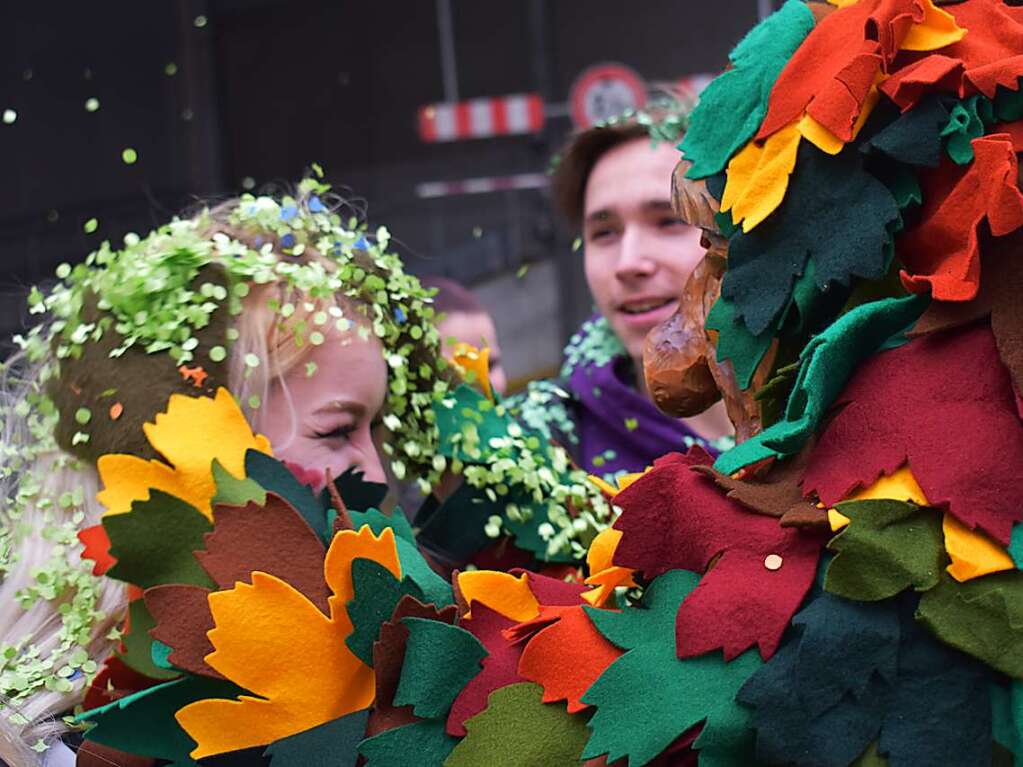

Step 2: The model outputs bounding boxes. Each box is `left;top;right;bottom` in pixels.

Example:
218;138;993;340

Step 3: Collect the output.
570;63;647;129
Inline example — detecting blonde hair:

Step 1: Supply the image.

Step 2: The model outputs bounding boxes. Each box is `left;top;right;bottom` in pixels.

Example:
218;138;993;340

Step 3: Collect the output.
0;233;370;765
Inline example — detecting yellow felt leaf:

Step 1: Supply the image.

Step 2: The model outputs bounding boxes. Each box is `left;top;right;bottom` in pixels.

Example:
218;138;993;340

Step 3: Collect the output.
97;387;271;518
452;342;493;401
588;471;647;498
324;525;401;627
828;508;852;532
583;528;636;607
721;122;802;232
176;571;374;758
901;0;965;52
943;514;1016;582
830;465;929;530
458;570;539;622
798;74;883;155
827;0;858;7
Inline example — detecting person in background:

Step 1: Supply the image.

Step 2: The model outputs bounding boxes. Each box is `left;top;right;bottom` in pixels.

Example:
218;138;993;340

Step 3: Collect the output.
508;95;733;480
419;275;507;396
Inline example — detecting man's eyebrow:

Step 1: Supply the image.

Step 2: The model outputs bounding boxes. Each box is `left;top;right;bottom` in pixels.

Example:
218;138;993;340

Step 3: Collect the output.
641;200;675;213
584;208;616;224
312;400;366;417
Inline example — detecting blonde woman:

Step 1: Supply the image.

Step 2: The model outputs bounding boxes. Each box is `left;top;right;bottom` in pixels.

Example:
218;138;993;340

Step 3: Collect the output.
0;180;448;765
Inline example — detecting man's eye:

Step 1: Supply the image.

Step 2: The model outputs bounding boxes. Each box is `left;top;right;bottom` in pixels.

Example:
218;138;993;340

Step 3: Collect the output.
314;424;357;440
658;217;686;230
588;228;616;241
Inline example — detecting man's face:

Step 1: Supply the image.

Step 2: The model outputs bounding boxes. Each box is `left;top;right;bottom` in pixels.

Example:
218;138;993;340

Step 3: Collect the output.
582;137;704;365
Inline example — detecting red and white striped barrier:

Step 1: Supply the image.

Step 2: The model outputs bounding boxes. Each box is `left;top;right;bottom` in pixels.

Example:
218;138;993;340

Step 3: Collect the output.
415;172;549;199
418;93;545;143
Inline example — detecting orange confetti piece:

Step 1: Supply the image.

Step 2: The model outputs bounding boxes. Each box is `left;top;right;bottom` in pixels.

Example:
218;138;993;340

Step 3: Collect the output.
109;402;124;420
178;365;209;388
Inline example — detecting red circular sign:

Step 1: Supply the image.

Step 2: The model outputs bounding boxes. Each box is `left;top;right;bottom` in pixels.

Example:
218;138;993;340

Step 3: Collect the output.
570;63;647;129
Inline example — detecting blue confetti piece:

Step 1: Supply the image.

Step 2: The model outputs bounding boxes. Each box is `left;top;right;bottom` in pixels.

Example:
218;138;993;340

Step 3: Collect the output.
280;205;298;222
394;307;407;323
281;232;296;249
254;236;264;248
308;195;325;213
354;236;370;250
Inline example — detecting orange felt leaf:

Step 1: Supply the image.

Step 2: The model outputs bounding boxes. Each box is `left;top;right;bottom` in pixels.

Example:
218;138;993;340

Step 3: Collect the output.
96;388;271;519
583;528;637;607
457;570;540;622
79;524;116;576
451;343;493;401
174;524;396;758
517;604;622;714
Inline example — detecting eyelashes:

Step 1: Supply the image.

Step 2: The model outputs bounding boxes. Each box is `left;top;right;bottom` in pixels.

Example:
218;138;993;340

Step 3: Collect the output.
313;424;358;441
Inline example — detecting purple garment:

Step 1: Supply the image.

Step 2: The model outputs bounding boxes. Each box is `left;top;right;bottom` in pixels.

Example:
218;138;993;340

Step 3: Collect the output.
569;356;715;475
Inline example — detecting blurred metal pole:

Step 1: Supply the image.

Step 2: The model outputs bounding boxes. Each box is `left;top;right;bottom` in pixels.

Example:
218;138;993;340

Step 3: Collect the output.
758;0;774;19
436;0;459;102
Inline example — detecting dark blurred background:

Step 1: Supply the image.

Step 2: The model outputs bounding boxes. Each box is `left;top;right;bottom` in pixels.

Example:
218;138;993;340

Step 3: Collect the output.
4;0;761;387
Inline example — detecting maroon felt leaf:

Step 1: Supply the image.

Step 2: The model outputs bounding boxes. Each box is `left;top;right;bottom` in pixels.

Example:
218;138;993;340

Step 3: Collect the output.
367;595;459;738
802;323;1023;544
519;570;587;607
196;493;330;613
612;447;824;661
445;603;524;737
144;584;221;679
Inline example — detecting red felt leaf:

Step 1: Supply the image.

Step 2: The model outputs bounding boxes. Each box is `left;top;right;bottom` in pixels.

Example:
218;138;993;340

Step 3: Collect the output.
79;524;116;576
516;605;622;714
612;447;823;661
802;323;1023;544
445;603;524;736
758;0;931;142
882;0;1023;107
519;570;587;606
899;135;1023;301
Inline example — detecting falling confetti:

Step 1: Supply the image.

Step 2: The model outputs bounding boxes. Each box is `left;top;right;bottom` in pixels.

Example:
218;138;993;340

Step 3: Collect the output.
83;218;99;234
85;98;100;112
193;15;207;28
164;62;178;76
121;148;138;165
3;110;17;125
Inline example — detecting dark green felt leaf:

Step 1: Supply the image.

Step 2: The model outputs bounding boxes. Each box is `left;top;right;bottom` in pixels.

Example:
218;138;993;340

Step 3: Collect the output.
118;599;179;680
414;482;498;564
103;490;215;589
211;458;266;508
825;500;944;602
333;467;388;512
716;294;928;474
263;709;368;767
851;742;889;767
990;680;1022;761
244;449;328;542
345;558;424;666
680;0;815;179
444;682;589;767
78;675;243;765
393;617;486;719
582;570;760;767
358;719;458;766
917;571;1023;679
861;95;952;168
349;508;452;607
722;141;902;336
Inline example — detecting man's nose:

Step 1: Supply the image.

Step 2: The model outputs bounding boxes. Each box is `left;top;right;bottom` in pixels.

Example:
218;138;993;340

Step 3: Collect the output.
615;225;657;280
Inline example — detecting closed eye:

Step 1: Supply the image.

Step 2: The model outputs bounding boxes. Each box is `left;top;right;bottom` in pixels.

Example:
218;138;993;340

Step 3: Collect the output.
314;424;358;440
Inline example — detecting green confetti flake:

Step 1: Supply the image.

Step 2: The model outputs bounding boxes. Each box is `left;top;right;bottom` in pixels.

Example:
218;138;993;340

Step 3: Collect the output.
247;395;261;410
209;345;227;362
164;62;178;76
74;407;91;424
84;97;100;112
121;147;138;165
83;217;99;234
516;264;529;278
193;14;207;27
305;361;318;377
2;109;17;125
624;417;639;432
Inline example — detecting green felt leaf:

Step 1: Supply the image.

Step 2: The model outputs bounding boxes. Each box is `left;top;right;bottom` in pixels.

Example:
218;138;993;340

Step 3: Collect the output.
350;508;452;607
103;489;215;589
1010;523;1022;570
345;558;425;666
245;449;329;542
78;675;243;765
415;482;501;564
994;81;1023;122
263;709;369;767
941;95;993;166
358;719;458;766
212;457;266;508
582;570;759;767
680;0;815;179
916;571;1023;679
861;95;952;168
432;384;511;463
721;141;902;336
152;640;175;671
706;296;774;391
825;500;945;602
444;682;589;767
394;617;486;719
991;680;1022;761
715;294;928;475
118;599;179;680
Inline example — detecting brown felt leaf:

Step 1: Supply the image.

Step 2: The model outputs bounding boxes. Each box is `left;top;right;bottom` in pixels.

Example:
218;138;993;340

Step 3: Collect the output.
366;595;459;739
691;440;818;522
909;227;1023;394
144;583;221;679
196;493;330;614
50;267;230;464
76;741;156;767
